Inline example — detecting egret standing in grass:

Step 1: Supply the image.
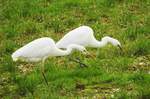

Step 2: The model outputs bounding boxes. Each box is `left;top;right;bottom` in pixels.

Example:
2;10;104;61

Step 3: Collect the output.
56;26;122;49
12;37;88;85
56;26;122;66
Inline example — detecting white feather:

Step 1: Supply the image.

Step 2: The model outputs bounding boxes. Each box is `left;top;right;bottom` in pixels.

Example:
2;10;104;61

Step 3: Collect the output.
56;26;121;48
12;37;87;62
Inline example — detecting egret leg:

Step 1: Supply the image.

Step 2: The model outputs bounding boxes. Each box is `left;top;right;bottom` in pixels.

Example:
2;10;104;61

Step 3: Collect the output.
41;59;49;86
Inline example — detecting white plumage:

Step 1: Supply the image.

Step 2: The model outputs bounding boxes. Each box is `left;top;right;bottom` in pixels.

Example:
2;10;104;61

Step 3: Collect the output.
12;37;87;62
56;26;121;49
12;37;87;85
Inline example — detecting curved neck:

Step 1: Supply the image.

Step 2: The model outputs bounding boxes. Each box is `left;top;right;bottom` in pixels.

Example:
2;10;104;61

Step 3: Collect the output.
90;38;108;48
55;47;72;56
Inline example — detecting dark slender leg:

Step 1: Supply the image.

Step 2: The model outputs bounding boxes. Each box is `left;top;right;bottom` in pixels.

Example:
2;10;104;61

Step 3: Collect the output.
41;71;49;86
41;59;49;86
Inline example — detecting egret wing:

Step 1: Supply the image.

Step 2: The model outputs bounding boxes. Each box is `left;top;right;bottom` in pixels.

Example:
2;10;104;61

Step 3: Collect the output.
56;26;93;48
12;37;55;58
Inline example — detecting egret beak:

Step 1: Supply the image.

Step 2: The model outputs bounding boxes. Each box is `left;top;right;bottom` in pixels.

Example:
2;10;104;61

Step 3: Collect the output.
117;45;123;51
117;45;125;55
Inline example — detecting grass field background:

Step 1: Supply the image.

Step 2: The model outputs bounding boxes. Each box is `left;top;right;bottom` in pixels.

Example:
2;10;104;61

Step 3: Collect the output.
0;0;150;98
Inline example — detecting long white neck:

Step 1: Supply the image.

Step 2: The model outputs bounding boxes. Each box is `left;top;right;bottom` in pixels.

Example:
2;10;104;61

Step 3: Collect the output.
54;44;84;56
89;38;106;48
90;36;113;48
54;47;73;56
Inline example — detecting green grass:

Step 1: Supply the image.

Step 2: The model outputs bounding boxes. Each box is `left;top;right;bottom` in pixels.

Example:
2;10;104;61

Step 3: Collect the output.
0;0;150;98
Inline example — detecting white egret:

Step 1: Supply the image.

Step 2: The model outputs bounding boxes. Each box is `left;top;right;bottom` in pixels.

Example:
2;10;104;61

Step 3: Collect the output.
56;26;122;49
12;37;88;85
56;26;122;66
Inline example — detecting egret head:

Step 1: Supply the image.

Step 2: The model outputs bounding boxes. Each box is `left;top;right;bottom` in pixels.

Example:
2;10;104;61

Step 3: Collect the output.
102;36;122;50
110;38;123;51
68;44;88;54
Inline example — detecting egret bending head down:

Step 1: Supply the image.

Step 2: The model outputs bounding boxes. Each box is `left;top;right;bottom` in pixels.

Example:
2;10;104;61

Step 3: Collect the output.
12;37;87;62
12;37;88;85
56;26;122;50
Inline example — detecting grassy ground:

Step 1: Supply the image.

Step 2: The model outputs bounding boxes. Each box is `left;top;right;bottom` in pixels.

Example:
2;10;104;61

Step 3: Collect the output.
0;0;150;98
